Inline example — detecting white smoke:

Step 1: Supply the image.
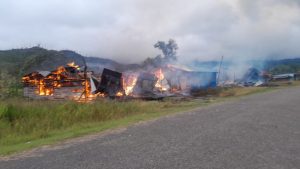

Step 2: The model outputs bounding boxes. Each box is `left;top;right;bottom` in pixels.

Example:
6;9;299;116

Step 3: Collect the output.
0;0;300;63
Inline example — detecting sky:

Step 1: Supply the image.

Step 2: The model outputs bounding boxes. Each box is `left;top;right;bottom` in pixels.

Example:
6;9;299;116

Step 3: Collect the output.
0;0;300;63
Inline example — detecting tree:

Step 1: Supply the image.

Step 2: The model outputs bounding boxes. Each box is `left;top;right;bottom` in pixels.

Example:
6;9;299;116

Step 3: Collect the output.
154;39;178;62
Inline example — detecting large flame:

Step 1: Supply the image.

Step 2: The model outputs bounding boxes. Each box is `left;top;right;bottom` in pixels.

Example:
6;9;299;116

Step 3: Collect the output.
37;80;53;96
154;68;168;92
123;73;138;96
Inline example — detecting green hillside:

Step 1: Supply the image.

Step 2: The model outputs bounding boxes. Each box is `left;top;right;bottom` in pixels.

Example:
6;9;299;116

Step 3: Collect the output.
264;58;300;74
1;47;80;75
0;47;85;97
0;47;130;98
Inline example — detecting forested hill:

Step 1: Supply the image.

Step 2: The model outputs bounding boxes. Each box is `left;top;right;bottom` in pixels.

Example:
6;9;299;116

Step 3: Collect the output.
0;47;115;76
191;58;300;74
264;58;300;74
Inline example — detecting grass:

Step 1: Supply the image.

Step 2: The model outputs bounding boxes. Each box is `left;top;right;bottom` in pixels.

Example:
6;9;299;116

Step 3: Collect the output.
0;98;205;156
0;84;293;156
217;86;272;97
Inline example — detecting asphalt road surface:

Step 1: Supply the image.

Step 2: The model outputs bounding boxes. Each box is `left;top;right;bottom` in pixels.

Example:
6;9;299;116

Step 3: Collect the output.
1;87;300;169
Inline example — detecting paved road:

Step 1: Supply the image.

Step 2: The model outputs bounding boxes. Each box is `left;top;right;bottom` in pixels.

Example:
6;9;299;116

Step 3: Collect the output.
1;87;300;169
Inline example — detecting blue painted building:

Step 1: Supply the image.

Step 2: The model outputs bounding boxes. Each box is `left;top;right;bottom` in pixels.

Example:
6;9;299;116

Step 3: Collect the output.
186;71;217;89
163;67;217;91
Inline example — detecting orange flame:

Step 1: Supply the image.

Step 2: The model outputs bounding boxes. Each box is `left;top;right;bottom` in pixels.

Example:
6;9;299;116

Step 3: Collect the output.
155;68;165;80
22;62;85;98
116;91;123;97
123;73;138;96
67;62;80;69
37;80;53;96
154;68;168;92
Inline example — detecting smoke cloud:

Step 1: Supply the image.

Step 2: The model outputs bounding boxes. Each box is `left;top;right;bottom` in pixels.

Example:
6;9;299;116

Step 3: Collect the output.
1;0;300;63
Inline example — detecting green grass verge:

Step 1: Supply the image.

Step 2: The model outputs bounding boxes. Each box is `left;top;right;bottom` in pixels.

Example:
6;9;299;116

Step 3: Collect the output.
0;86;287;156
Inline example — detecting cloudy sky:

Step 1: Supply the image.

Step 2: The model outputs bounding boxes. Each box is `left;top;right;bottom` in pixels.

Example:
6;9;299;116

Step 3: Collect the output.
0;0;300;63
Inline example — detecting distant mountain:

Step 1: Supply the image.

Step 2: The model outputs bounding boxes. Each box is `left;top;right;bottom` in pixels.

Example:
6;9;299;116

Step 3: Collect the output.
0;47;86;76
191;58;300;74
264;58;300;74
0;47;141;77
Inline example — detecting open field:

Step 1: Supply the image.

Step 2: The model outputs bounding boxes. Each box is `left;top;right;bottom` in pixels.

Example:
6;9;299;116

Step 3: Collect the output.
0;84;291;156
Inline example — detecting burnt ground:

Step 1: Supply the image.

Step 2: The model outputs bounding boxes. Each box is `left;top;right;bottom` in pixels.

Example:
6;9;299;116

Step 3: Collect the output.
1;86;300;169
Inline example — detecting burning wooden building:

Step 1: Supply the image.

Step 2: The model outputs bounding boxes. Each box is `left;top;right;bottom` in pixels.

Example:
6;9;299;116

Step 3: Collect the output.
22;62;97;100
22;62;217;101
121;65;217;97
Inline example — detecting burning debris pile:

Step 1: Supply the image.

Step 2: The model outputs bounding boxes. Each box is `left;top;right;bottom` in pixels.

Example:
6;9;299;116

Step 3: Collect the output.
238;68;265;87
22;39;218;101
22;62;97;100
22;63;217;101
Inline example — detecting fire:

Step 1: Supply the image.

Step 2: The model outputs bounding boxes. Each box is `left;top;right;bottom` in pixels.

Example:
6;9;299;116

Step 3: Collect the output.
123;73;138;96
155;68;165;80
22;72;42;86
84;78;99;100
67;61;80;69
23;61;200;100
116;91;123;97
22;61;127;101
22;62;88;98
154;68;168;92
37;80;54;96
56;66;66;75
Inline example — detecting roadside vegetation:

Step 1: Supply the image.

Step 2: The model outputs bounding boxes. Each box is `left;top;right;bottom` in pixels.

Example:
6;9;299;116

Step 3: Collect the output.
0;98;208;156
0;85;281;156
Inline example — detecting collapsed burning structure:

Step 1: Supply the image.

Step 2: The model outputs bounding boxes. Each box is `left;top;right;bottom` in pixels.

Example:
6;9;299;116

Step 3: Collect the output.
22;63;217;101
124;65;217;98
22;62;97;101
238;68;265;86
22;39;217;101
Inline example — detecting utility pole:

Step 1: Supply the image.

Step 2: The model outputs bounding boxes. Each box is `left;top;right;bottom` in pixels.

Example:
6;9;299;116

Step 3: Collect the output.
217;55;224;84
233;72;236;82
78;56;88;102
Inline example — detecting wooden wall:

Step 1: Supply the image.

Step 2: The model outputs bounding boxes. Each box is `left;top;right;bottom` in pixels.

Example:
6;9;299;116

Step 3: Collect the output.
24;87;83;100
